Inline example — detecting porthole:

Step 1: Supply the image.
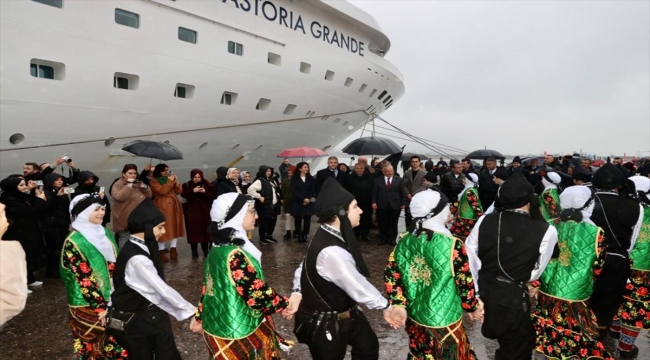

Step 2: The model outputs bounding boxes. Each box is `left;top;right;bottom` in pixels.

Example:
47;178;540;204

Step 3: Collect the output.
9;133;25;145
199;141;208;150
104;137;116;147
232;143;240;150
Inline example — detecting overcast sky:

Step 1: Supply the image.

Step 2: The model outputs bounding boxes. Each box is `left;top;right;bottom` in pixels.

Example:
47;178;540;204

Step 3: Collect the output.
344;0;650;158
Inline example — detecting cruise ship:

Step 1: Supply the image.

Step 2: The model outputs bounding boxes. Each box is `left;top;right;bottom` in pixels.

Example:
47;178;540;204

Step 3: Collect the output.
0;0;405;181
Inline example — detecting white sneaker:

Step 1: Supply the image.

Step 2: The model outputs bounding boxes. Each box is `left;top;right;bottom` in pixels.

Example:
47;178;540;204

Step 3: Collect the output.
28;281;43;287
27;289;33;295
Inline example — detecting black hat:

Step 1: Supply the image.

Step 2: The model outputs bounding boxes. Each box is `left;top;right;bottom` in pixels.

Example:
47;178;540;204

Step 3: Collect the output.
128;199;166;234
512;156;522;164
493;167;509;181
424;171;438;184
315;178;369;277
592;162;625;189
498;172;534;209
572;167;592;183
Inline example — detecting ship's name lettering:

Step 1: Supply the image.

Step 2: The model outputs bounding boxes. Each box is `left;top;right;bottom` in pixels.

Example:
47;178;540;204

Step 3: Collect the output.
222;0;365;56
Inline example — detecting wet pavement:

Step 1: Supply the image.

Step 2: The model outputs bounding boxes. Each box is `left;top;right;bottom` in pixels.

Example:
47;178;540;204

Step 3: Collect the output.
1;218;647;359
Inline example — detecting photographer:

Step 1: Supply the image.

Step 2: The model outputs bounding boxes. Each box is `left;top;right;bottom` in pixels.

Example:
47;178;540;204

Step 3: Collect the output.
40;155;80;186
41;173;72;278
111;164;152;248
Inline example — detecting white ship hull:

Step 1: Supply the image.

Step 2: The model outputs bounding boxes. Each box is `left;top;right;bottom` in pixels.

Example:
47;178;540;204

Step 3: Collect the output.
0;0;404;182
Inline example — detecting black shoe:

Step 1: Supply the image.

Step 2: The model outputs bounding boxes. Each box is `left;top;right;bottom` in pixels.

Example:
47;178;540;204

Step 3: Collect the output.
362;236;371;242
266;236;278;243
283;231;291;240
620;346;639;358
298;234;308;243
259;238;271;245
378;239;388;246
191;250;199;258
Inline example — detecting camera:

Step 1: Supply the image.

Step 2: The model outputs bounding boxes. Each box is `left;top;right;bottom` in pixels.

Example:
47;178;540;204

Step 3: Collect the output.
64;187;75;195
168;170;174;176
62;155;69;162
36;180;44;187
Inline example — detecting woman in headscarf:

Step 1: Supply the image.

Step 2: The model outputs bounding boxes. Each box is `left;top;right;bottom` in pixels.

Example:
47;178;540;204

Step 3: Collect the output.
610;175;650;358
190;193;291;359
60;194;126;359
539;171;563;225
531;186;612;360
239;171;252;194
216;167;242;196
211;166;229;198
450;173;484;239
0;175;48;288
248;165;278;245
42;173;71;278
384;190;482;359
149;163;184;262
181;169;215;258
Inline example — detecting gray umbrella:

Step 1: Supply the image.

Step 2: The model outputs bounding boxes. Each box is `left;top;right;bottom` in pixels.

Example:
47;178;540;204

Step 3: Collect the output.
466;149;505;160
401;152;429;162
342;136;401;155
122;140;183;161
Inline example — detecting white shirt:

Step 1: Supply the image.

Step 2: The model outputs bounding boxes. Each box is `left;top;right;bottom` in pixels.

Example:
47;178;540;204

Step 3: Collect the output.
292;225;388;310
385;176;393;186
124;237;196;321
247;179;277;205
465;214;558;293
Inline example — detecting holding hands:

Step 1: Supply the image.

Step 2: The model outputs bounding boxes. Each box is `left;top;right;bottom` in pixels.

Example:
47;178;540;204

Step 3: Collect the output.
468;298;484;323
383;306;407;329
281;294;302;320
189;317;203;334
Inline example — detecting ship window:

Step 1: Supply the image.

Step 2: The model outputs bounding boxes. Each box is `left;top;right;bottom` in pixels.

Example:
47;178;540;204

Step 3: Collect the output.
344;78;354;87
325;70;335;81
358;84;367;92
174;83;195;99
9;133;26;145
178;27;197;44
268;52;281;65
383;95;392;104
221;91;237;105
32;0;62;8
256;98;271;110
30;59;65;80
115;9;139;28
283;104;296;115
113;72;139;90
300;62;311;74
228;41;243;56
377;90;387;100
369;89;377;98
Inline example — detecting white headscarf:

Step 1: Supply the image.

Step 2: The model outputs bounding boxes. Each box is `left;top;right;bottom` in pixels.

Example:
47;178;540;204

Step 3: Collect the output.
460;173;479;198
629;175;650;194
542;172;562;190
559;186;595;225
210;193;262;263
409;190;452;235
69;194;116;263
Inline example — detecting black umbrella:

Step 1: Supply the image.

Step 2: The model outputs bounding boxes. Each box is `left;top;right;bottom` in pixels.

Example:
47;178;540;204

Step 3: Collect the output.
400;152;429;162
466;149;505;160
122;140;183;161
342;136;401;155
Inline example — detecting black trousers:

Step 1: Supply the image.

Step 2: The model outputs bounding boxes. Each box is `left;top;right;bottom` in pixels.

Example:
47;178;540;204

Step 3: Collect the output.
190;242;209;255
377;206;400;241
306;310;379;360
258;218;274;240
43;225;68;277
482;299;535;360
589;254;631;332
294;215;312;235
404;210;413;229
110;311;181;360
268;210;279;237
353;208;372;238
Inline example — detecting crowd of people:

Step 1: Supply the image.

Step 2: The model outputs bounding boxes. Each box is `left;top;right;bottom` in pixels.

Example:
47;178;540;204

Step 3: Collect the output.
0;151;648;360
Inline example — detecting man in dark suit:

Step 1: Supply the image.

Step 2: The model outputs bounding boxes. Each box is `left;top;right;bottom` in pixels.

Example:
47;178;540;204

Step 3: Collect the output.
315;156;347;196
403;155;427;227
344;163;374;241
478;158;499;209
372;165;407;246
440;162;465;202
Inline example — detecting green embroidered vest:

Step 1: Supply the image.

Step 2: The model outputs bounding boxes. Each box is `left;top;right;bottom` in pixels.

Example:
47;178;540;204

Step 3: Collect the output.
393;232;463;327
539;221;601;301
202;245;264;339
630;205;650;271
458;188;482;220
60;229;118;307
540;188;561;224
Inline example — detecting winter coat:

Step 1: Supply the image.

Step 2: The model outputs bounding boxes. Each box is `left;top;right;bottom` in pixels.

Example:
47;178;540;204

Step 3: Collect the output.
281;178;293;213
344;172;374;209
290;174;315;217
110;177;153;232
216;180;241;197
248;165;275;220
150;177;185;241
42;173;71;228
181;171;214;244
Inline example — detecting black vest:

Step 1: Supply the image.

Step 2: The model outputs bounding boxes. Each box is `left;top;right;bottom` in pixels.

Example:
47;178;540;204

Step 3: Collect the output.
112;240;165;312
478;211;548;282
301;228;356;312
591;192;639;255
254;178;274;218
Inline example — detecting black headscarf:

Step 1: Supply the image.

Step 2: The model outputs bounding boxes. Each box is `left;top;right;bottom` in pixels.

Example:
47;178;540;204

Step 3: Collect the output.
593;161;625;190
315;178;370;277
216;167;229;181
0;176;25;197
128;199;167;277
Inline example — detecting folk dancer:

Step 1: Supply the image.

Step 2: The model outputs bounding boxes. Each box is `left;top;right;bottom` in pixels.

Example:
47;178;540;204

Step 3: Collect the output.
609;175;650;358
532;186;613;360
450;173;483;239
539;171;562;225
466;172;558;360
60;194;127;359
385;190;483;359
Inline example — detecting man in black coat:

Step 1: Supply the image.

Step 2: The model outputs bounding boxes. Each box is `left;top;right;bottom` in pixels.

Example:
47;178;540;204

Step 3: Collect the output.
73;170;112;226
372;165;407;246
315;156;347;196
440;162;465;202
344;163;374;241
478;158;499;210
461;158;478;176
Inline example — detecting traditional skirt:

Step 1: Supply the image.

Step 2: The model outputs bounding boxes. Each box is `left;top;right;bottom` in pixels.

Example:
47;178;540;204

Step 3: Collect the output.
203;317;283;360
532;293;613;359
617;270;650;330
68;306;127;360
405;318;476;360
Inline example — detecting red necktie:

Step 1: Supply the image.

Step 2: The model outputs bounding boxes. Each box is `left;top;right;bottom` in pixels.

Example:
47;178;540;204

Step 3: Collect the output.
387;177;392;189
